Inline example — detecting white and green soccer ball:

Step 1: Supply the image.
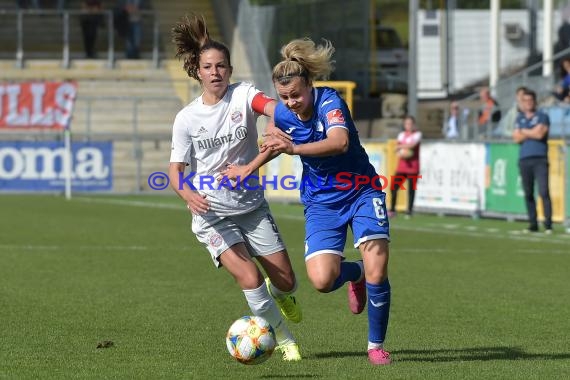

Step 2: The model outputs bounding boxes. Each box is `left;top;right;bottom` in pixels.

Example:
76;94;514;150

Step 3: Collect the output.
226;315;276;365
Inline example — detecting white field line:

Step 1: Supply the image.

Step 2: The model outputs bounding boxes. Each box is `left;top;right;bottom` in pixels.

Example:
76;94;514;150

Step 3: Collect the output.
74;197;570;247
75;196;182;210
396;247;569;254
0;244;149;251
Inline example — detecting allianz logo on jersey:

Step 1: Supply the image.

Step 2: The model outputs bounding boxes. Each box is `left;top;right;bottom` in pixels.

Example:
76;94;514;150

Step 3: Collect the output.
196;126;248;150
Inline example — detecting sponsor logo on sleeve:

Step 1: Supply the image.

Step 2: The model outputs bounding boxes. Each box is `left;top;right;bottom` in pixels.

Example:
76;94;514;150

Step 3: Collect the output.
326;109;345;125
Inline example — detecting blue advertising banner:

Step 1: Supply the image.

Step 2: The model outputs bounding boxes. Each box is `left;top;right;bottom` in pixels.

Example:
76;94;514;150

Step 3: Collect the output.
0;141;113;191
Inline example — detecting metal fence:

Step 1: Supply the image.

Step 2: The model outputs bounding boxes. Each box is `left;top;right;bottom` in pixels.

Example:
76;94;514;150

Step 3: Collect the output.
0;9;160;68
441;103;570;142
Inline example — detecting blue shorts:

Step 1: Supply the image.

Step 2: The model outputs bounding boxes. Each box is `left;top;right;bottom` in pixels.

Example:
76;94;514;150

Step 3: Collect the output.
303;188;390;261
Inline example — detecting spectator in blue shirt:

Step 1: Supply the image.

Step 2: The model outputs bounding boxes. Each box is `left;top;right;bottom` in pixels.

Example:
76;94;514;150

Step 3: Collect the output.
512;89;552;233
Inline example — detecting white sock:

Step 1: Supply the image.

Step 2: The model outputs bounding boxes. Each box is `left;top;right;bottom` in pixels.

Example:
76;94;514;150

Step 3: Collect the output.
368;341;384;350
243;282;295;346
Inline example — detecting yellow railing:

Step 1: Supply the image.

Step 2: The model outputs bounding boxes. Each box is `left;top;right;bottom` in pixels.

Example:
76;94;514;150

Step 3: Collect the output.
165;76;358;113
314;81;357;114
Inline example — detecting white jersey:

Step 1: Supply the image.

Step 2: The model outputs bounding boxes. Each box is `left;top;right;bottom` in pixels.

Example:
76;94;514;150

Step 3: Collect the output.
170;82;265;216
397;130;422;146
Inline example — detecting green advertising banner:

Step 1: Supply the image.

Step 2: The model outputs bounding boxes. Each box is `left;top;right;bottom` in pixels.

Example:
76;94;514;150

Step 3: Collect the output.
485;143;526;214
486;141;566;222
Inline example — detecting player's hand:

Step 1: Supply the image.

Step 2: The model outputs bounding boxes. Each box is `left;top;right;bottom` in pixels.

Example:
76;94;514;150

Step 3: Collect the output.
185;192;209;215
218;164;250;187
262;125;292;142
261;135;295;155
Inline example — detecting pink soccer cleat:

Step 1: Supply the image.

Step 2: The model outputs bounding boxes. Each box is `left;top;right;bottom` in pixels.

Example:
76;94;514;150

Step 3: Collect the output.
368;348;391;365
347;277;366;314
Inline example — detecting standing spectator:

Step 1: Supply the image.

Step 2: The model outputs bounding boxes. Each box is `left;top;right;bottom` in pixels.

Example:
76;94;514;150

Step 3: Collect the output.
443;101;460;139
80;0;103;59
512;89;552;234
553;58;570;103
478;87;501;138
554;8;570;68
498;86;527;138
116;0;142;59
390;115;421;218
16;0;40;9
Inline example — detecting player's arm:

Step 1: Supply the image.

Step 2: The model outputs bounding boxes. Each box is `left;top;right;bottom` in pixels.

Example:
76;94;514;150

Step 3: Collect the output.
262;128;348;157
219;94;282;182
263;127;348;157
168;162;210;214
250;94;286;166
293;127;349;156
220;148;280;183
255;95;291;142
262;100;351;157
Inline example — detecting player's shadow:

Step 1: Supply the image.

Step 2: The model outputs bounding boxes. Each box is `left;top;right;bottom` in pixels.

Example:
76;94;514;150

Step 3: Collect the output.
313;346;570;362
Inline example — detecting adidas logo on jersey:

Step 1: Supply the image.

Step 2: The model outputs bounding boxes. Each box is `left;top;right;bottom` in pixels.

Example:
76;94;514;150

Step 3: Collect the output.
198;126;208;134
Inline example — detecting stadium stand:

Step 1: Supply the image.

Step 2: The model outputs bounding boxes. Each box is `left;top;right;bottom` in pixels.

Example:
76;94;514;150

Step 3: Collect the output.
0;1;224;192
151;0;222;48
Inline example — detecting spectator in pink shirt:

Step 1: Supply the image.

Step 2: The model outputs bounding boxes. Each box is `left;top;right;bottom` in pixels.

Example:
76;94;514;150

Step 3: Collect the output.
390;115;422;218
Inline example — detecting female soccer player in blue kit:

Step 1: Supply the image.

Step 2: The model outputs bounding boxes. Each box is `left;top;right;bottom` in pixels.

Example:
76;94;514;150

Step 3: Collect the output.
222;38;392;365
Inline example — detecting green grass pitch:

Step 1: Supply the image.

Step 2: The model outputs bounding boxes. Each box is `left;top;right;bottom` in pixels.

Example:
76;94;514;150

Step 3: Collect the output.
1;194;569;379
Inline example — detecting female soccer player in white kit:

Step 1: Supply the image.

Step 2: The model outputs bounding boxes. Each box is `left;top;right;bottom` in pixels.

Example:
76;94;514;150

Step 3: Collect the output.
167;14;301;361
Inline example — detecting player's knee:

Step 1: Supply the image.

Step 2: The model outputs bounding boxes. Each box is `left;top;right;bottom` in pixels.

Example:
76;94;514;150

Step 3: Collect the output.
365;269;388;284
235;271;264;290
272;275;297;293
308;275;335;293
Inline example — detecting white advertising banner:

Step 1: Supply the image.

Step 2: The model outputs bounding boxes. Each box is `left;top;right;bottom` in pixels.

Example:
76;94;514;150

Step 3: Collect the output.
416;142;486;212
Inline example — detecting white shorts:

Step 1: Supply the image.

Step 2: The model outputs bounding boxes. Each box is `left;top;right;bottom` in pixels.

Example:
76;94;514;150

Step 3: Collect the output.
191;200;286;267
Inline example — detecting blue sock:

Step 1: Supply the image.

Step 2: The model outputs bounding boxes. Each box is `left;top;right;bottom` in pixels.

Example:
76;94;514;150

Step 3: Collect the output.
367;279;391;344
329;261;363;292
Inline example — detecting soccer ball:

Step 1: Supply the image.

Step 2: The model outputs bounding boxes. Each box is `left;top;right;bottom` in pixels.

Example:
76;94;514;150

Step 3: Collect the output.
226;316;276;365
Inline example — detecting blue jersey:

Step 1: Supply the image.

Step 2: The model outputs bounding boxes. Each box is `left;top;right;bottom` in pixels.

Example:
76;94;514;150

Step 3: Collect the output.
515;110;549;160
274;86;378;205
